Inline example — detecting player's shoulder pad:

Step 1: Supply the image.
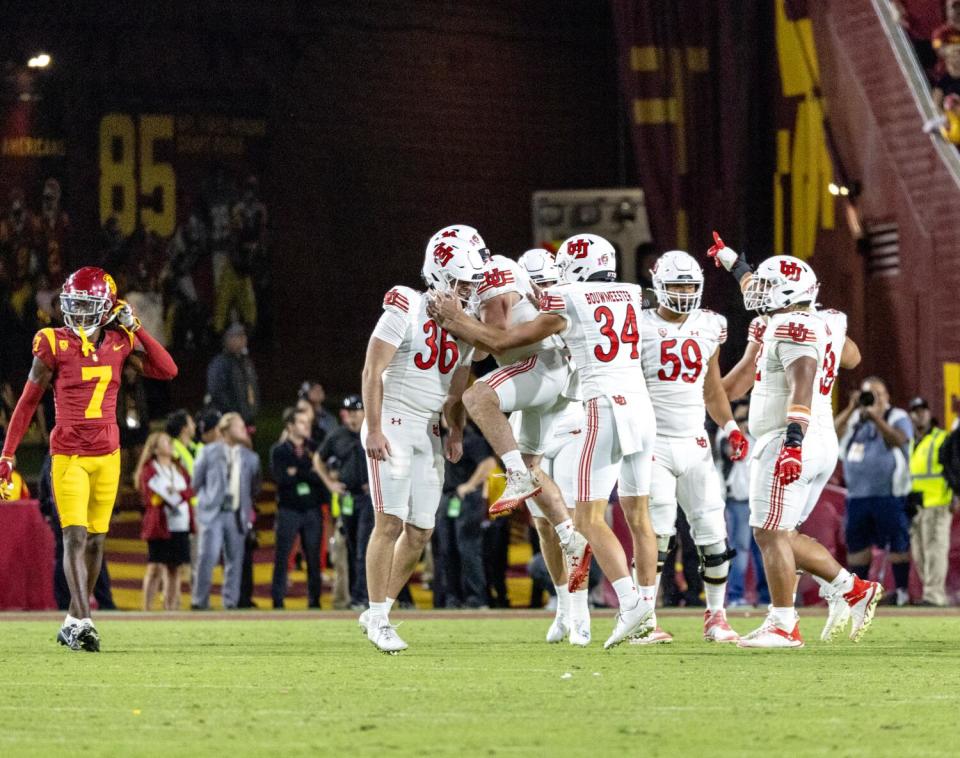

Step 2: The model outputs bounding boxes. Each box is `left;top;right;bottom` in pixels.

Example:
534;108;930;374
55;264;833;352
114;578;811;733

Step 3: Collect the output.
748;315;767;344
697;308;727;339
768;310;823;345
32;327;58;362
382;285;419;315
539;288;567;313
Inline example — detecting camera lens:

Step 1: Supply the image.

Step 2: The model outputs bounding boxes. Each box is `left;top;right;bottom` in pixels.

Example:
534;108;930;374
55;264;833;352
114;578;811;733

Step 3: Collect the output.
859;391;875;407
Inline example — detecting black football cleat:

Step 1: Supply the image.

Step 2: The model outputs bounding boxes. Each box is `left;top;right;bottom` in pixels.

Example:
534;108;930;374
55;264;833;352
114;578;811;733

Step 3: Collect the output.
57;624;82;651
76;622;101;652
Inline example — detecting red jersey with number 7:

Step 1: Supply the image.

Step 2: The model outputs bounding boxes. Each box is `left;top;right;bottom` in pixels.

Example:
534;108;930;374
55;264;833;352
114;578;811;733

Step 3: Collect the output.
31;326;136;456
370;286;474;421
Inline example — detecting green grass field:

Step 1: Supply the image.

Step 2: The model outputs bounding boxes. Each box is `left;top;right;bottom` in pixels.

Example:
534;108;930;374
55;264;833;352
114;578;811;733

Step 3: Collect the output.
1;612;958;757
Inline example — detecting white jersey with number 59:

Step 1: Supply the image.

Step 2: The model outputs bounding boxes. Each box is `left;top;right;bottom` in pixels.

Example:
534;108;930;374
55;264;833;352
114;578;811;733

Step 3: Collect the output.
749;309;826;439
371;286;472;420
640;309;727;437
539;281;647;401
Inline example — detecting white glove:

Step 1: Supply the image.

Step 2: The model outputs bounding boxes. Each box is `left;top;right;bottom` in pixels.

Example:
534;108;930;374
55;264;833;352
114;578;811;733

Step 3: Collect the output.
116;301;141;332
706;231;739;272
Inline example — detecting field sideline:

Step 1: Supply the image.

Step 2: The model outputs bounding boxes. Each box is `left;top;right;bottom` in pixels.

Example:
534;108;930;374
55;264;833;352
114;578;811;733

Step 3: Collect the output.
1;610;958;757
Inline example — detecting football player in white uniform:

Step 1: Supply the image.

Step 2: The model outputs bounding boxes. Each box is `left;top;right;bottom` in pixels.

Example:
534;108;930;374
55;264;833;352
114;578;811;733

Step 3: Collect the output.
515;249;591;646
431;234;657;649
359;236;485;653
707;240;881;648
634;250;747;645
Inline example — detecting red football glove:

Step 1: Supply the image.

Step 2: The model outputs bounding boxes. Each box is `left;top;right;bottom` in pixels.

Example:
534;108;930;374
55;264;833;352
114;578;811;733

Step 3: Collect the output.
728;430;749;461
0;457;13;501
774;445;802;486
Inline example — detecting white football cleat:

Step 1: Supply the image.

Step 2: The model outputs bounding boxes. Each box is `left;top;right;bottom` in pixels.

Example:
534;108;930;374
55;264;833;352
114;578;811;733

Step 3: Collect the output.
736;614;804;649
546;615;569;644
489;469;541;518
569;619;592;647
562;531;592;592
630;626;673;645
367;619;408;654
845;577;882;642
603;599;654;649
819;588;852;642
358;608;372;634
703;609;739;642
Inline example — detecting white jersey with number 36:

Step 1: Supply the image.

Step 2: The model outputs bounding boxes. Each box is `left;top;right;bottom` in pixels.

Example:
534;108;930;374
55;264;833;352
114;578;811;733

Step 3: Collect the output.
749;310;826;439
539;281;647;401
640;309;727;437
371;286;472;419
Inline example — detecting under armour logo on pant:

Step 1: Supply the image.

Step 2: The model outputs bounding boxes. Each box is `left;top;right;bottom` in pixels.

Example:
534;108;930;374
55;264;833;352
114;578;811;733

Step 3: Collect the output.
391;418;402;425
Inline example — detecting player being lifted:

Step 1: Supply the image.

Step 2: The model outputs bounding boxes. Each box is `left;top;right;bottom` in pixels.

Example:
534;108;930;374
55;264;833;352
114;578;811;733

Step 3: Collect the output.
0;267;177;651
514;248;591;645
359;234;485;653
719;239;863;641
634;251;746;645
432;234;657;649
707;240;881;648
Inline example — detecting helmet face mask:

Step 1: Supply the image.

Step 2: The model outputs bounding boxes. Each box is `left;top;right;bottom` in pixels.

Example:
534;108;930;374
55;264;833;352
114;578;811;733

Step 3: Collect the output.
742;255;819;313
651;250;704;314
60;267;118;335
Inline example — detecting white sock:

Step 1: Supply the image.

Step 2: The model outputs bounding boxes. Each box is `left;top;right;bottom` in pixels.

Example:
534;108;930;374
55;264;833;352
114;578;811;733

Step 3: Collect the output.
501;450;525;474
829;569;854;596
555;586;570;618
369;601;390;619
554;519;575;545
64;614;80;627
769;606;796;630
638;584;656;607
654;572;662;606
385;596;396;612
611;577;639;609
705;582;726;612
570;589;589;623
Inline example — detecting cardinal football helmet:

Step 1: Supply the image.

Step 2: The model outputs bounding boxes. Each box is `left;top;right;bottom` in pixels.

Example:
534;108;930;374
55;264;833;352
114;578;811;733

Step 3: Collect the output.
651;250;704;313
742;255;819;313
555;234;616;283
60;267;119;334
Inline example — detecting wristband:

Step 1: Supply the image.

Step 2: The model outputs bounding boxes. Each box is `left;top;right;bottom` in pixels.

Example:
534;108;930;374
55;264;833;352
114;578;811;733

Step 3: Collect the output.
784;422;805;448
786;404;811;426
722;419;740;436
730;256;753;284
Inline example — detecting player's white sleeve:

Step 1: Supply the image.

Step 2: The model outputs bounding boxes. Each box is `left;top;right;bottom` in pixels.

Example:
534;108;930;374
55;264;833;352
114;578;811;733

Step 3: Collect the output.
772;319;820;368
372;287;413;347
538;291;571;335
747;316;766;345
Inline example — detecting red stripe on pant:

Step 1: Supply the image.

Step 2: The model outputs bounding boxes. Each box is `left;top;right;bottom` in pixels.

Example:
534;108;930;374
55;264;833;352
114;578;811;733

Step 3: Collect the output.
370;458;384;512
763;468;784;530
578;399;599;502
485;356;537;390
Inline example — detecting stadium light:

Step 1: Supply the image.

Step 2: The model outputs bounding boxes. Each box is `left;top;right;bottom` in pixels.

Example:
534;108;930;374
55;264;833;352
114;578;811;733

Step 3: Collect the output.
827;181;851;197
27;53;51;68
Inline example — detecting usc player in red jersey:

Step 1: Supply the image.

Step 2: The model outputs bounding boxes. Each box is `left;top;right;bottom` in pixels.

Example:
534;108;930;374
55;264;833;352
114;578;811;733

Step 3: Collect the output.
0;267;177;651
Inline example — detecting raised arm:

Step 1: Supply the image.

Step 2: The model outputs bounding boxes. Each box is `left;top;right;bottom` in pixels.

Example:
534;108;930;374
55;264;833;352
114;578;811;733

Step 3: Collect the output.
116;301;178;380
430;293;564;354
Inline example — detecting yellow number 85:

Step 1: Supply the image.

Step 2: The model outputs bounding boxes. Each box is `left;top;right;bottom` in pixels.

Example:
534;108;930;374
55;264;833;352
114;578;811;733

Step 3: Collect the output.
81;366;113;419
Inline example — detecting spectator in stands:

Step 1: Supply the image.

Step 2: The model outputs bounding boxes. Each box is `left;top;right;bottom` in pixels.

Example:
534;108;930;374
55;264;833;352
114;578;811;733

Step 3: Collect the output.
191;412;260;610
125;264;165;345
270;407;340;609
166;410;202;477
201;164;238;290
300;381;338;444
97;215;127;273
908;397;956;606
206;324;260;427
433;421;496;609
117;363;151;484
210;175;260;335
34;178;69;288
836;377;914;605
933;1;960;61
136;431;194;611
316;395;370;608
197;408;222;445
163;207;207;350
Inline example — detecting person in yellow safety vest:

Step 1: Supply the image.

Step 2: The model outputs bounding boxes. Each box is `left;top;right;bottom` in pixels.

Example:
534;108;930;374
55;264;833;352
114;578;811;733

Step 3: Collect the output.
908;397;957;607
165;409;204;482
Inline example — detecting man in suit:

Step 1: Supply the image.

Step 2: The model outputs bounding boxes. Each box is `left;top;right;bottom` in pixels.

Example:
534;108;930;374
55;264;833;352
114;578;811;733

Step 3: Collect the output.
190;412;261;609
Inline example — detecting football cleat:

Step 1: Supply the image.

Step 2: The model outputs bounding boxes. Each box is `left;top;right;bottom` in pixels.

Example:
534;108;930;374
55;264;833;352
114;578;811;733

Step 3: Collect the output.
569;619;592;647
629;626;673;645
736;615;804;649
367;620;408;654
358;608;373;635
845;577;882;642
703;610;739;643
603;599;654;650
564;534;592;593
819;588;852;643
489;469;542;519
76;620;100;652
56;623;82;652
546;615;569;644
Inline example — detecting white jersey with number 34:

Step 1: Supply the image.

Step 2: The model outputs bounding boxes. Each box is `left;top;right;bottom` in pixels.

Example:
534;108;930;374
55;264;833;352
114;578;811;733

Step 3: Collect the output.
640;309;727;437
371;286;472;419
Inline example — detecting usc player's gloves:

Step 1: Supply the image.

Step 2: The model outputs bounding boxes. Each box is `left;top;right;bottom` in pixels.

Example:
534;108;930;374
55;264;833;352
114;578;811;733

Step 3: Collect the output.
115;301;141;332
0;457;13;500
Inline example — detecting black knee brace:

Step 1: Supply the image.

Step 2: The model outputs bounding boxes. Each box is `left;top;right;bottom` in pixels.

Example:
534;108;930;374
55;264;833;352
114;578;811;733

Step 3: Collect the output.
656;535;676;573
697;542;737;585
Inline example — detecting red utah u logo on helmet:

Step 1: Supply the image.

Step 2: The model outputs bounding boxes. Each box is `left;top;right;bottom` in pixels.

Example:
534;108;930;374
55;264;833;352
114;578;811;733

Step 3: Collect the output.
779;259;802;281
433;243;454;267
568;238;591;259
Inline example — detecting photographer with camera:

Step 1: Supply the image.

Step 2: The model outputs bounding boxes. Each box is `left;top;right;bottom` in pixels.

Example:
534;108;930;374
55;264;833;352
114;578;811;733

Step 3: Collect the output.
836;377;914;605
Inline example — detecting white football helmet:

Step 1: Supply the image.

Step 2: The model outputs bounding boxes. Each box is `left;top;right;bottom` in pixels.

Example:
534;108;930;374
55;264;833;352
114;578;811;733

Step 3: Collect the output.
427;225;490;262
651;250;704;313
517;248;559;286
742;255;819;312
555;234;616;283
422;236;486;312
